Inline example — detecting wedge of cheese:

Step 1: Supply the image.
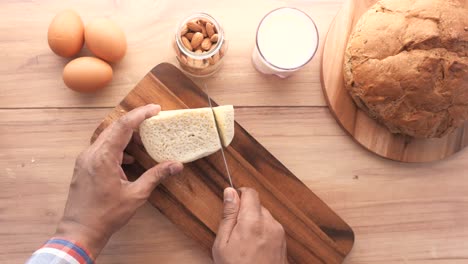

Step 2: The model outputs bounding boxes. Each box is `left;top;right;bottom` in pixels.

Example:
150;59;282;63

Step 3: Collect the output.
213;105;234;147
139;105;234;163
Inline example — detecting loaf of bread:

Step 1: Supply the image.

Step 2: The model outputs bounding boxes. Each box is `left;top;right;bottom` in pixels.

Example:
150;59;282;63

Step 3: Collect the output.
139;106;234;163
344;0;468;138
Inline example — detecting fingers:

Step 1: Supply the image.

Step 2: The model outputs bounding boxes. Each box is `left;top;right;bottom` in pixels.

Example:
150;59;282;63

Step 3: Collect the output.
130;161;183;199
215;187;240;245
261;206;286;240
107;104;161;153
91;121;113;147
238;187;262;218
261;206;272;218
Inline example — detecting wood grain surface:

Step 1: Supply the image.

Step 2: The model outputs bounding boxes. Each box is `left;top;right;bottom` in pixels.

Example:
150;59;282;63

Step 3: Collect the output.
320;0;468;163
92;63;355;263
1;0;468;263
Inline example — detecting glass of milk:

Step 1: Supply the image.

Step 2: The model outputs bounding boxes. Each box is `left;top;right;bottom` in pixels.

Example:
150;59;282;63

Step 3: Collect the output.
252;7;319;78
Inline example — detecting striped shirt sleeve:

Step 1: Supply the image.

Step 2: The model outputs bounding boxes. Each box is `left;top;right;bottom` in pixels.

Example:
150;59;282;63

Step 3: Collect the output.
25;237;94;264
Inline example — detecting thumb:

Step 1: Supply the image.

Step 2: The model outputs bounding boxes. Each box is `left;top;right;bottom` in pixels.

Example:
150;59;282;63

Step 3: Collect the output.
215;187;240;245
131;161;183;198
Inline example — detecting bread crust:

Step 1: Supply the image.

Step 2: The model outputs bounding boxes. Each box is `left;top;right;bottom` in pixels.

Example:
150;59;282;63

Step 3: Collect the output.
344;0;468;138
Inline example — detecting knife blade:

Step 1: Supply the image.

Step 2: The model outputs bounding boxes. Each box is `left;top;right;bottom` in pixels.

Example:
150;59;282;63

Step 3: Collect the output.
205;85;234;188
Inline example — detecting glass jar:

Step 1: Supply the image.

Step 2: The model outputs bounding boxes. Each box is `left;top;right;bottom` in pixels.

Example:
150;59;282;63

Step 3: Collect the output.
174;13;227;77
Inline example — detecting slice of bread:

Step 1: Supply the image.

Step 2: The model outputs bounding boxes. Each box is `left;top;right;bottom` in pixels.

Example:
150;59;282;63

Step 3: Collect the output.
213;105;234;147
139;105;234;163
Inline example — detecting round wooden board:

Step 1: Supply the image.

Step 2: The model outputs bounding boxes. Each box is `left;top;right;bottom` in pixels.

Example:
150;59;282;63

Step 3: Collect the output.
320;0;468;163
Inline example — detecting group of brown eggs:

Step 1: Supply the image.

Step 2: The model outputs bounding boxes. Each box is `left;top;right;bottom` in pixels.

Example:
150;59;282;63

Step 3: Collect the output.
48;10;127;93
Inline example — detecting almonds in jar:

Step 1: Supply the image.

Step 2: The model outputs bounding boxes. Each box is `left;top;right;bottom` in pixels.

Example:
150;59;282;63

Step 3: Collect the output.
174;13;227;77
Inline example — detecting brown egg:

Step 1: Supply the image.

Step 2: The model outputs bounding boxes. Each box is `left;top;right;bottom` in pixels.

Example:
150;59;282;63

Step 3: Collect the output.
63;57;113;93
85;18;127;62
48;10;84;57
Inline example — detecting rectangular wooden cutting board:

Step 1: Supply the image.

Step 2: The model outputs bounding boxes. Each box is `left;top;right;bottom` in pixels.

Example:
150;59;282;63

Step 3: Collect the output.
92;63;354;263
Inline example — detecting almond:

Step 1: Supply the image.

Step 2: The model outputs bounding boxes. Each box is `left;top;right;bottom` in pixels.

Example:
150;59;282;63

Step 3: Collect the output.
211;53;220;64
201;38;212;51
187;56;195;66
201;24;208;37
191;32;204;49
201;60;210;68
199;19;209;26
219;42;226;57
180;24;188;36
206;22;215;38
181;36;192;51
194;50;203;67
210;34;218;43
208;42;217;51
185;32;194;40
175;44;181;57
180;55;188;65
187;21;202;32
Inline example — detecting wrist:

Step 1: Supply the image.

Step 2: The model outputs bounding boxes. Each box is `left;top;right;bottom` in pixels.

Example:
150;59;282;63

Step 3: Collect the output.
55;219;110;258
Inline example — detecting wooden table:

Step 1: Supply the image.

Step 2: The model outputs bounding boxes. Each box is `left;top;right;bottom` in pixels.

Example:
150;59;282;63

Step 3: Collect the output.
1;0;467;263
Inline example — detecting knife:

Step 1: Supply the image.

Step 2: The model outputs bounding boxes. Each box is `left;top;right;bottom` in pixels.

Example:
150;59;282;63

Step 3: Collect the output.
205;85;234;188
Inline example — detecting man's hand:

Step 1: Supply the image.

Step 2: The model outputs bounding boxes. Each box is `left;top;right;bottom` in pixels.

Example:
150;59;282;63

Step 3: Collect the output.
213;187;289;264
56;104;184;257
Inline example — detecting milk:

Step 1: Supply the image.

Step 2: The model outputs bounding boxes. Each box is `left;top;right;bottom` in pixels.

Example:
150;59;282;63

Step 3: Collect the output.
252;8;318;78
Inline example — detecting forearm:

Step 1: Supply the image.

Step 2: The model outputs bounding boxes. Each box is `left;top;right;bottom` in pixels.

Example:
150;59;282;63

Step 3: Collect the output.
26;237;94;264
